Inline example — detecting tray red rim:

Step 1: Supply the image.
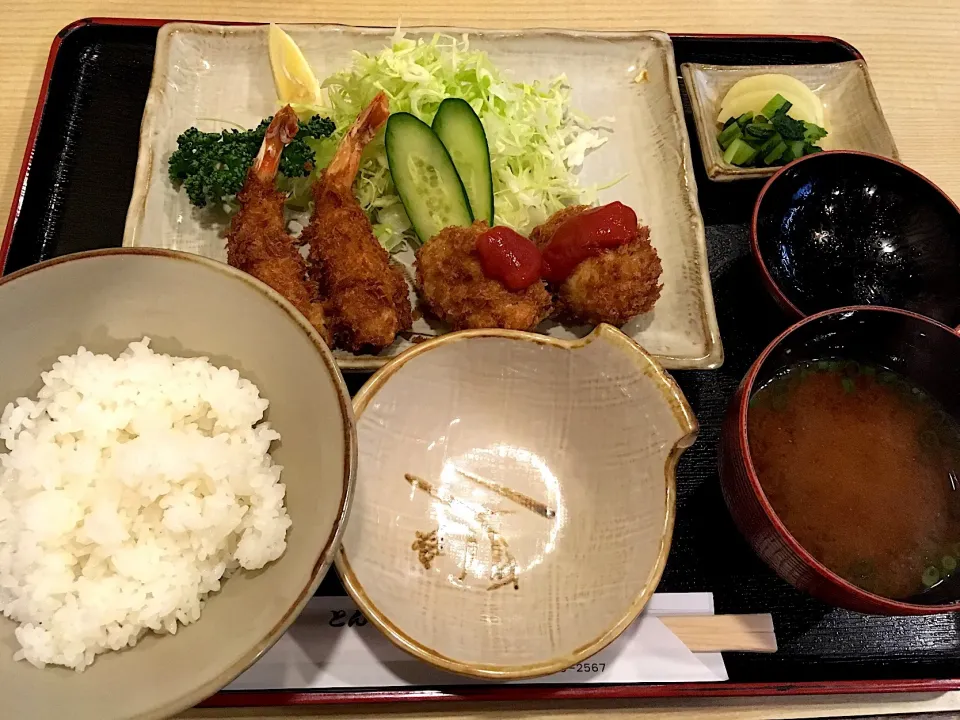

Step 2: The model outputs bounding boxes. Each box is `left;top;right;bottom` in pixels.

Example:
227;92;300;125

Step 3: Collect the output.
203;678;960;706
5;17;949;709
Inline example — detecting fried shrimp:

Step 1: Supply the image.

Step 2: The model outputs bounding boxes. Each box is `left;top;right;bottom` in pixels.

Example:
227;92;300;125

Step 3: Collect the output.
227;105;330;344
415;222;552;331
531;204;662;326
301;92;412;353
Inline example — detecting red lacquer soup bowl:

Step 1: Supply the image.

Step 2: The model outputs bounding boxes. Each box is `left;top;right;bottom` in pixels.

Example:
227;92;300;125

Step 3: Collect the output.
719;306;960;615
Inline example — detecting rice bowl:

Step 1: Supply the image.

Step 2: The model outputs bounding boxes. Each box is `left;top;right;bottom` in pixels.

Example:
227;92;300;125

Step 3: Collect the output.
1;339;292;671
0;248;354;720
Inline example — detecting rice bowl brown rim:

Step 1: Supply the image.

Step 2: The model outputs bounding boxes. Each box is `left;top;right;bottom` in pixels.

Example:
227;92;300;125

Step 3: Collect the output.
336;323;697;679
0;247;358;720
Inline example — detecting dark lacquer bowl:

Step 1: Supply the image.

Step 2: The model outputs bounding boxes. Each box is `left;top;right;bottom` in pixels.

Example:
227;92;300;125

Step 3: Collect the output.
752;151;960;327
719;306;960;615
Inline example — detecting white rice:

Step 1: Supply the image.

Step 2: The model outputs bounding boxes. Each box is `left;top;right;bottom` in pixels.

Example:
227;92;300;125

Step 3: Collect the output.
0;338;291;671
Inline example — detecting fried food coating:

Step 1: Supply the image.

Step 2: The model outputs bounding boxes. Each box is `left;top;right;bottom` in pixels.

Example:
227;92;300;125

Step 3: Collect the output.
415;222;552;331
227;108;331;345
302;93;413;353
530;205;663;326
304;182;413;353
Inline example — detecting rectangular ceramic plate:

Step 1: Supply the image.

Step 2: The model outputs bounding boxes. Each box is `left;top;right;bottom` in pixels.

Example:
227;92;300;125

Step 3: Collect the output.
681;61;898;182
124;23;722;371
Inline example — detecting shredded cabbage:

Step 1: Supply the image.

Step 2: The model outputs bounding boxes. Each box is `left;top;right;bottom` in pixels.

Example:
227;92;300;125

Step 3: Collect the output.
295;30;612;250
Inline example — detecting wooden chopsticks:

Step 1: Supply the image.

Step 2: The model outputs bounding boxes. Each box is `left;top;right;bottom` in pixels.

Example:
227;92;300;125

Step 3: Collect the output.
660;613;778;653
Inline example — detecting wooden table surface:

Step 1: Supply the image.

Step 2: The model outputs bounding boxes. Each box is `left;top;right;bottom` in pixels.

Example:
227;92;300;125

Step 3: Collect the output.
2;1;959;718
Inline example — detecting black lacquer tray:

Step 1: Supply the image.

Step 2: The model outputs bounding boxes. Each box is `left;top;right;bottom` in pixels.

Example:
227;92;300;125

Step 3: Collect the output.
4;18;958;707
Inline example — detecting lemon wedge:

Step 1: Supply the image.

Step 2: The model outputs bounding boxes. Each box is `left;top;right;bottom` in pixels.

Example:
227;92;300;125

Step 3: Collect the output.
268;24;322;105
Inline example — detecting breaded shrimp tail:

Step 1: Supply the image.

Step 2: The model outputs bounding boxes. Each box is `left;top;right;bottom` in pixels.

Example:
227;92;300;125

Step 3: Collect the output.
303;92;412;353
227;105;331;345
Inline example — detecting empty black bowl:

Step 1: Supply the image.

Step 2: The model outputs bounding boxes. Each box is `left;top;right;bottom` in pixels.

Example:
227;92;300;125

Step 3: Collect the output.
752;151;960;327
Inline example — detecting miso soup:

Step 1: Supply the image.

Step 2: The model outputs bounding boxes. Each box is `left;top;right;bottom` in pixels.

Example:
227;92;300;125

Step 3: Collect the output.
748;360;960;600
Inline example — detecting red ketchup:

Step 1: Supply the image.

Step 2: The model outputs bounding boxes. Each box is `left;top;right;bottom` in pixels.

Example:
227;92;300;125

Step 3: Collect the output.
540;201;638;283
475;226;543;291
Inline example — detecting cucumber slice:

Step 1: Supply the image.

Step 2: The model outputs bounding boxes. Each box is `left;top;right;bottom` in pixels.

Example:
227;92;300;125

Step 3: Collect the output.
385;112;473;245
432;98;495;226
